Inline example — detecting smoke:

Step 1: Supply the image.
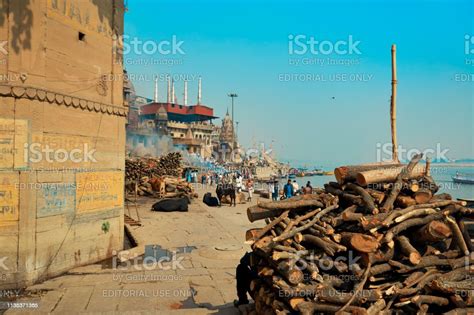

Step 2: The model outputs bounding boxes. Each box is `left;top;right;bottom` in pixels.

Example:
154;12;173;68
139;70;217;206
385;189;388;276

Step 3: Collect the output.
126;133;175;157
126;128;227;174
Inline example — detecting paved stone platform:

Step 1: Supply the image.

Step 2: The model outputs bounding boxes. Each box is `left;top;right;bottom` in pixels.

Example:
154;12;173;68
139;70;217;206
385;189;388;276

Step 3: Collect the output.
2;186;265;314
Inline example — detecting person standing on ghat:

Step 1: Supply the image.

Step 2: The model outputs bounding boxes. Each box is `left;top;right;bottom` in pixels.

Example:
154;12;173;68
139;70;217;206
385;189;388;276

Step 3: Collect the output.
267;180;274;200
273;180;280;201
283;179;294;199
246;178;254;202
292;180;299;194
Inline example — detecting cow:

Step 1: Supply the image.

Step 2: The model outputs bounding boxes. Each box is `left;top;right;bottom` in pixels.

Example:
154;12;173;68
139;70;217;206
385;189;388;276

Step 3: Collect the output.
202;192;219;207
151;196;190;212
216;183;236;207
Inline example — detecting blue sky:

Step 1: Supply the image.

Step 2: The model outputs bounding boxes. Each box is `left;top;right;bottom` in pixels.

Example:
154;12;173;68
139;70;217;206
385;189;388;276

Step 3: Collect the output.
124;0;473;166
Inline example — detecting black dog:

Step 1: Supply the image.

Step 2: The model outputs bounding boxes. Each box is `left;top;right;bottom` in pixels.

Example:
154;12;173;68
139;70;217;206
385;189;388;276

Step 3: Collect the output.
216;183;236;207
151;196;190;212
202;192;219;207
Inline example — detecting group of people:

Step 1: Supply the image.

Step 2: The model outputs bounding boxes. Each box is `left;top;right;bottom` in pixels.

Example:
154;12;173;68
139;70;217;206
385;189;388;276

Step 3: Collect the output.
234;173;255;202
200;173;219;186
268;179;313;200
193;170;315;203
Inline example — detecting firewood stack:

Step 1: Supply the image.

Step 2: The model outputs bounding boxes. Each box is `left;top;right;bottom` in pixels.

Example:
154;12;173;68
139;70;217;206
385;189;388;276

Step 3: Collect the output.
125;152;196;198
244;154;473;314
126;152;182;180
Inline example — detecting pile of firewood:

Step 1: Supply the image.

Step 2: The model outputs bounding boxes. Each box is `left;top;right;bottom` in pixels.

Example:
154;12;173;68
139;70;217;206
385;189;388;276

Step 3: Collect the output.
244;155;473;314
125;152;197;198
125;152;182;180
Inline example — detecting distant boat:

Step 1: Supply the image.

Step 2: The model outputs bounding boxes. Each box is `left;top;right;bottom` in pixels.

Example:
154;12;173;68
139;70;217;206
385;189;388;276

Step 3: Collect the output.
288;174;296;179
452;172;474;184
313;169;324;176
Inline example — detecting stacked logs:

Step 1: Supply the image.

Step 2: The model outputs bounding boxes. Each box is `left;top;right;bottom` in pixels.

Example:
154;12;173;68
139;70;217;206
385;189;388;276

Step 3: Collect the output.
245;155;473;314
125;152;196;198
125;152;182;181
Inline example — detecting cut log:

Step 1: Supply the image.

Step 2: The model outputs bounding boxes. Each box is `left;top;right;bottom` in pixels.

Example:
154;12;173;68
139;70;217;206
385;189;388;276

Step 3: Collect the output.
446;216;470;256
414;189;433;204
341;232;380;253
381;154;424;212
246;228;262;242
273;205;337;242
396;195;417;208
411;295;449;307
324;184;362;205
396;235;421;265
295;234;346;256
356;164;425;186
414;220;452;243
366;188;386;204
334;162;400;184
252;236;274;255
394;208;437;223
257;198;324;211
248;206;282;222
408;179;420;193
346;183;378;214
459;219;474;252
254;211;290;240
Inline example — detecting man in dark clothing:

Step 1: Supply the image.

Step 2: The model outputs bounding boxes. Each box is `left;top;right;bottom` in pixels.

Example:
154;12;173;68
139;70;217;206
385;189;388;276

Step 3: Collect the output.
306;181;313;194
283;179;294;199
234;252;257;306
273;180;280;201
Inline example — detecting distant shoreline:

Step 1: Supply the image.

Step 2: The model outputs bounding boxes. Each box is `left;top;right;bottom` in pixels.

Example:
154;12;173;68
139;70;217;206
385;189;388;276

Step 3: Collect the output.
431;163;474;168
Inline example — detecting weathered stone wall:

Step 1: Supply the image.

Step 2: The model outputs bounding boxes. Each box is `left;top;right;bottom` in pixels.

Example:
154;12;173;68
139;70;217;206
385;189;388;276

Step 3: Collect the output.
0;0;126;289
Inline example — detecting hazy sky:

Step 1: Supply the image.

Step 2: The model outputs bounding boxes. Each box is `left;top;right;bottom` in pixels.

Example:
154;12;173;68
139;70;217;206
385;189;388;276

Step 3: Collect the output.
124;0;473;166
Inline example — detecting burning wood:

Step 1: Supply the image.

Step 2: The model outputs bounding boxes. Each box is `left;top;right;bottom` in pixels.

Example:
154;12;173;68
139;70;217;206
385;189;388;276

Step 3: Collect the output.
243;155;473;314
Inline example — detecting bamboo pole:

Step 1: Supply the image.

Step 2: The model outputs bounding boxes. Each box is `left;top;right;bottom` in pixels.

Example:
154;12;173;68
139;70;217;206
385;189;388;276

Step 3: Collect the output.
391;44;399;163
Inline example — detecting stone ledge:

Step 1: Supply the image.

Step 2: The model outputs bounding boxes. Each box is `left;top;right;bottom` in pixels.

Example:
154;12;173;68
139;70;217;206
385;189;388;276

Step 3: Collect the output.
0;84;129;117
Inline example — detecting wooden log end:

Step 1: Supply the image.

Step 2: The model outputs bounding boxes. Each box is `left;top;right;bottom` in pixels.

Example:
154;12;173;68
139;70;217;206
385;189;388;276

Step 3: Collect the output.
409;252;422;265
288;269;304;285
350;234;380;253
355;173;368;186
294;232;304;243
289;297;305;310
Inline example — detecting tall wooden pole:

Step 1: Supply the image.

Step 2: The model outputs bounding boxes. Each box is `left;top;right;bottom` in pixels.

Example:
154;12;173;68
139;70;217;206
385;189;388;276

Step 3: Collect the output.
390;44;399;162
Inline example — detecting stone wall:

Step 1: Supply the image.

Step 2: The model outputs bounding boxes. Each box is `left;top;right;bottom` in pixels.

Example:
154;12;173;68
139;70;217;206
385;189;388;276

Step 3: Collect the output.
0;0;126;289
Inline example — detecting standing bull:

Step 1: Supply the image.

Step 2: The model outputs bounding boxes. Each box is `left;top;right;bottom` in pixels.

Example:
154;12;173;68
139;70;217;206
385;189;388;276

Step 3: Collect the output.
216;183;236;207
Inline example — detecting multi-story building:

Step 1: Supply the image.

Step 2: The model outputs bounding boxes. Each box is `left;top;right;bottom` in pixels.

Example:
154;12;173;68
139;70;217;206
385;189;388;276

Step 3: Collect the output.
126;78;218;158
0;1;126;288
